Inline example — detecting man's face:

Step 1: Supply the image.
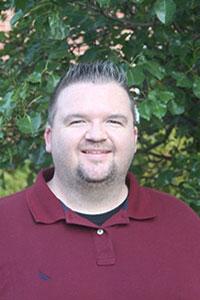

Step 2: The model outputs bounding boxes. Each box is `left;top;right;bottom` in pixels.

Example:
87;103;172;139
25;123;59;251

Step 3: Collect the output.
44;81;137;186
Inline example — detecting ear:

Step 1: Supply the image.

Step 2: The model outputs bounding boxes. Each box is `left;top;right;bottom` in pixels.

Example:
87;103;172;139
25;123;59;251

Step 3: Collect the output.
133;126;138;143
44;125;52;153
133;126;138;153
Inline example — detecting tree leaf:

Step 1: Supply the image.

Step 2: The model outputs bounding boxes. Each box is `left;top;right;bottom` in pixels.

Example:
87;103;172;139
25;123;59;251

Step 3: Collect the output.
10;9;23;26
147;90;172;119
171;71;192;88
16;113;41;135
152;101;167;119
31;113;42;133
46;74;60;94
16;115;32;134
156;170;174;185
0;32;6;42
158;91;174;103
138;100;151;120
193;77;200;99
96;0;111;8
27;72;42;83
154;0;176;24
48;12;69;40
169;99;185;115
0;91;16;118
15;0;29;9
0;116;3;139
127;66;145;86
145;61;165;80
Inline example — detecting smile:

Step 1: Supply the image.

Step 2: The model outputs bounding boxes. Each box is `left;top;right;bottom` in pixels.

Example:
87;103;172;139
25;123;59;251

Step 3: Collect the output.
82;150;111;154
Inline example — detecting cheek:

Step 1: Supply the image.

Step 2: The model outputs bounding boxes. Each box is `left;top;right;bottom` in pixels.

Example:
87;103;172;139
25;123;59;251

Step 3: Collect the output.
53;131;83;153
114;134;136;156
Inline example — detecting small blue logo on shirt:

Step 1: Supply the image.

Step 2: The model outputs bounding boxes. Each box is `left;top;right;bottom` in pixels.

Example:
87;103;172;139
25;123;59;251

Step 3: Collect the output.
38;271;51;281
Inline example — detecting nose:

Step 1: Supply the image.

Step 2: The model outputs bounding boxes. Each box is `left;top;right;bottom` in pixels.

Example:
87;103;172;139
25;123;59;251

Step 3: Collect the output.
84;122;107;142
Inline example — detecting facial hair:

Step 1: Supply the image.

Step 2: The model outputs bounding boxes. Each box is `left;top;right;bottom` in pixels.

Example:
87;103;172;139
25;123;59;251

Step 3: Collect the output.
76;162;118;186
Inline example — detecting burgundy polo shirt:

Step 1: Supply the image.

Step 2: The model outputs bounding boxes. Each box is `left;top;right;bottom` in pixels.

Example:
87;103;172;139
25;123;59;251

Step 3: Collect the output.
0;168;200;299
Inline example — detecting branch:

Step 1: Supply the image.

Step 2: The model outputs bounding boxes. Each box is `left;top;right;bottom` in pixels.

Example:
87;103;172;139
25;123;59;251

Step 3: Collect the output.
149;151;172;161
76;1;153;30
97;8;153;30
140;124;174;152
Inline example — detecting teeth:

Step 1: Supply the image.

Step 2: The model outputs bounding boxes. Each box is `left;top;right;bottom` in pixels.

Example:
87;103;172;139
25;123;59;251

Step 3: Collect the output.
86;151;105;154
84;150;109;154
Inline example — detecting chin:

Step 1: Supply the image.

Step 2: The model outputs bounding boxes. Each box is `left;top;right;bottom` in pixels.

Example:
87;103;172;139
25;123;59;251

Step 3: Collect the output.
77;169;116;184
83;178;109;184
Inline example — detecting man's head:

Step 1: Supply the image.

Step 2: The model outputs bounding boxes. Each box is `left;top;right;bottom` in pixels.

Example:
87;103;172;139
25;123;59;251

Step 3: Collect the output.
47;61;137;127
44;61;138;187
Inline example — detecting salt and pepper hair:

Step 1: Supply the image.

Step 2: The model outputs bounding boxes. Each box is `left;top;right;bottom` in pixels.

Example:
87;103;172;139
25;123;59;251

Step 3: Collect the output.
48;61;137;125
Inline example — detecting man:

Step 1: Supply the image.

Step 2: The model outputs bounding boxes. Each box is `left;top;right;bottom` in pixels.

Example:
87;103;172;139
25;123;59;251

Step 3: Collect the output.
0;61;200;299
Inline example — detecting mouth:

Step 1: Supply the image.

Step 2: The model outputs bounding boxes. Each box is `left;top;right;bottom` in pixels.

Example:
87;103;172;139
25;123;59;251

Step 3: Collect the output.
81;150;112;154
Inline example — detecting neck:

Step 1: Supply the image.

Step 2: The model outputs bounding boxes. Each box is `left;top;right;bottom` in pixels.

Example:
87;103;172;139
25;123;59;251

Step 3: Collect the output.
47;172;128;214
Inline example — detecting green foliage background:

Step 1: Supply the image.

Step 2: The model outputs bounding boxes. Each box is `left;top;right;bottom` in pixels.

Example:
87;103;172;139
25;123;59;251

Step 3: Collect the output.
0;0;200;214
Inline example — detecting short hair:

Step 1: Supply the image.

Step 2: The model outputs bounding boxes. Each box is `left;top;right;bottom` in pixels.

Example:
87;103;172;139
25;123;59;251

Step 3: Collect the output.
48;61;137;125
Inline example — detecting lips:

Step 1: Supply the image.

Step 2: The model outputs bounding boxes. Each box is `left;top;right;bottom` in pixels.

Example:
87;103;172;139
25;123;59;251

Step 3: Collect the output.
81;150;111;154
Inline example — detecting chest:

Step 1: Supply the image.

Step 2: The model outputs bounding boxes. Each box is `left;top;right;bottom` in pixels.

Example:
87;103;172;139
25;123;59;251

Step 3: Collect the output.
1;221;199;300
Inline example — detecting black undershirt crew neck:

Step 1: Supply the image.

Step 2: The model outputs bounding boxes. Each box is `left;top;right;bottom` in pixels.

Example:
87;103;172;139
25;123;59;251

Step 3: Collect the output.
77;199;128;226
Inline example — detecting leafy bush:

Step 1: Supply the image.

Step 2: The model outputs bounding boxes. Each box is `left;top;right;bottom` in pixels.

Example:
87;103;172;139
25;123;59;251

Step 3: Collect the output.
0;0;200;213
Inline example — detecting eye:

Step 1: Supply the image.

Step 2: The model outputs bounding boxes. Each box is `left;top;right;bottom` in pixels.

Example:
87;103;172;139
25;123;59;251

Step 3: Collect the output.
69;120;86;126
107;119;123;126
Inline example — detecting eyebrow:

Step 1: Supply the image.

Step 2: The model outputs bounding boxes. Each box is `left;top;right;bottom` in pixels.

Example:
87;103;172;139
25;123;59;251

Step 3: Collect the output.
62;113;128;123
62;114;87;123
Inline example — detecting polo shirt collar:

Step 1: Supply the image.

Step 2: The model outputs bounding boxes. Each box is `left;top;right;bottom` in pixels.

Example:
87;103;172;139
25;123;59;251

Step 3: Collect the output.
26;168;65;224
26;168;157;224
126;172;157;220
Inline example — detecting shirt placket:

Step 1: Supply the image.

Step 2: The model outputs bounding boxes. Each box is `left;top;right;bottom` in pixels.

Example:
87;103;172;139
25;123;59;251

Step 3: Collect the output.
92;228;116;266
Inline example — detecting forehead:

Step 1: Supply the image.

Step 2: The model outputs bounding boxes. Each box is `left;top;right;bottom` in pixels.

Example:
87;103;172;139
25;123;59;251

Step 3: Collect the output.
56;81;132;116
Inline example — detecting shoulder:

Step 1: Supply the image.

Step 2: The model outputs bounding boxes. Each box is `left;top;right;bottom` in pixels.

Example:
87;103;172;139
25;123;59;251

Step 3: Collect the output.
143;186;200;228
0;188;30;224
129;171;198;217
0;188;27;207
127;172;200;225
145;186;195;212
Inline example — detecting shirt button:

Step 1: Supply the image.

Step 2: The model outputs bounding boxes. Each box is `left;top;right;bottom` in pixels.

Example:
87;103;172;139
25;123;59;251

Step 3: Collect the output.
97;229;104;235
